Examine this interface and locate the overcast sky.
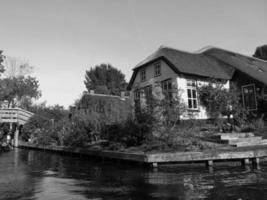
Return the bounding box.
[0,0,266,108]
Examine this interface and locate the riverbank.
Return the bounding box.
[18,141,267,168]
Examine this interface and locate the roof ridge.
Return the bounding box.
[158,45,199,55]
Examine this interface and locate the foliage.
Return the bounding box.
[22,103,104,147]
[253,45,267,61]
[0,76,41,108]
[74,93,131,127]
[143,124,216,152]
[102,82,188,150]
[84,63,128,95]
[198,81,249,129]
[21,104,68,142]
[0,50,5,74]
[57,116,96,147]
[3,56,33,78]
[101,111,154,148]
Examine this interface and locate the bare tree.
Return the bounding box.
[4,56,33,78]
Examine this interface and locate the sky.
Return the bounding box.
[0,0,266,108]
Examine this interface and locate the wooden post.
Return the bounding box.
[252,157,260,168]
[206,160,213,167]
[9,122,12,132]
[14,128,19,147]
[242,158,250,166]
[152,162,158,168]
[208,166,214,173]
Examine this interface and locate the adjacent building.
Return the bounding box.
[70,91,131,125]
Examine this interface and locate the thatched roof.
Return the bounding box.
[204,47,267,86]
[127,46,267,90]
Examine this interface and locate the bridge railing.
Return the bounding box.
[0,108,34,125]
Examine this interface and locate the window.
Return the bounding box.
[187,79,198,110]
[242,84,257,110]
[140,68,146,82]
[154,62,161,77]
[161,79,173,101]
[134,90,140,102]
[134,90,141,110]
[144,85,153,109]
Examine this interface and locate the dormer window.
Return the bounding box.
[140,68,146,82]
[154,62,161,77]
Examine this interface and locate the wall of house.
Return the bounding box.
[231,70,267,118]
[231,70,264,91]
[130,59,230,120]
[176,75,230,119]
[130,60,178,104]
[131,60,178,89]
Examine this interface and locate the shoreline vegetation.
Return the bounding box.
[19,80,267,155]
[19,103,267,154]
[0,56,266,156]
[18,66,267,155]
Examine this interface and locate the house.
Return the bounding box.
[127,46,267,120]
[70,90,131,125]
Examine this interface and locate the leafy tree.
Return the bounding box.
[0,76,41,108]
[0,54,40,108]
[21,103,68,142]
[199,81,249,129]
[253,45,267,61]
[0,50,5,74]
[84,63,127,95]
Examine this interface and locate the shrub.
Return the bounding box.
[62,116,95,147]
[21,104,68,142]
[198,81,250,130]
[101,111,154,148]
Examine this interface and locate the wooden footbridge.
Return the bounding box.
[0,108,33,147]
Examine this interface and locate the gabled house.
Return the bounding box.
[127,46,267,120]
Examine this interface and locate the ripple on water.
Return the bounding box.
[2,150,267,200]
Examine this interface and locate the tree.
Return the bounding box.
[198,81,249,129]
[21,103,68,143]
[0,76,41,108]
[0,50,5,74]
[0,55,41,108]
[84,63,127,95]
[4,56,33,78]
[253,45,267,61]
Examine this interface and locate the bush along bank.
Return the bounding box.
[20,96,227,153]
[20,83,267,153]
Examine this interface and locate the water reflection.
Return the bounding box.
[1,149,267,200]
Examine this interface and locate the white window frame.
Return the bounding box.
[242,84,257,111]
[154,62,161,77]
[187,79,198,110]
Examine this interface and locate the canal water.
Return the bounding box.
[1,149,267,200]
